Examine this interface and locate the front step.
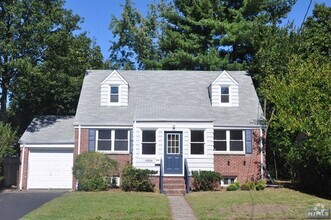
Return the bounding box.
[162,177,186,195]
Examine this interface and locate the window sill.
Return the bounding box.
[214,151,245,155]
[106,103,123,106]
[96,151,130,154]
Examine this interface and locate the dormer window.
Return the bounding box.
[220,86,229,103]
[110,86,119,103]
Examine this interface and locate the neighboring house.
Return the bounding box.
[18,70,265,193]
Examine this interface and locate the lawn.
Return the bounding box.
[23,191,170,220]
[186,188,331,219]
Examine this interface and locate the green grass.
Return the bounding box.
[23,191,170,220]
[186,188,331,219]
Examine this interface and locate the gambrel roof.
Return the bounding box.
[74,70,263,127]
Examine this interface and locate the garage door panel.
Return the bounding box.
[28,148,73,189]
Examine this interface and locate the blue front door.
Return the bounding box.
[164,132,183,174]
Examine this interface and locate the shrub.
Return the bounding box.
[0,122,16,184]
[247,181,255,190]
[234,181,241,189]
[72,152,118,191]
[226,184,238,191]
[255,179,266,191]
[192,170,222,191]
[121,165,157,192]
[240,183,250,190]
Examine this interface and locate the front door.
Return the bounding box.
[164,132,183,174]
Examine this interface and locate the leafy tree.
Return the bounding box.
[0,0,69,122]
[109,0,296,70]
[9,34,104,135]
[0,0,104,125]
[300,3,331,59]
[266,55,330,192]
[109,0,161,70]
[0,0,104,133]
[0,122,16,182]
[252,4,331,192]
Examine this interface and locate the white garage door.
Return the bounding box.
[28,148,73,189]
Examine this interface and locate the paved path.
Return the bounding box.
[0,190,67,220]
[167,195,197,220]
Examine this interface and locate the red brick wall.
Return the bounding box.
[72,128,132,190]
[17,147,29,190]
[107,154,132,174]
[214,129,266,183]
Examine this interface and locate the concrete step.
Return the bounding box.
[163,184,185,190]
[164,189,186,195]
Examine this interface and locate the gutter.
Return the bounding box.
[19,143,25,190]
[78,125,81,155]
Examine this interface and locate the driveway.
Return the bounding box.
[0,190,67,220]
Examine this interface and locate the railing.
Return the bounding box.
[184,158,190,194]
[159,159,164,194]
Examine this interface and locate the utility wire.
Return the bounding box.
[299,0,313,32]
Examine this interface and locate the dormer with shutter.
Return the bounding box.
[100,70,128,106]
[210,70,239,107]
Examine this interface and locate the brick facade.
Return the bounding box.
[213,129,265,183]
[73,128,132,190]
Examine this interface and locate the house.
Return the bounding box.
[18,70,265,193]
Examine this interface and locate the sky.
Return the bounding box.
[64,0,331,60]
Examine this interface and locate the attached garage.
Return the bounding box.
[19,116,75,190]
[28,148,73,189]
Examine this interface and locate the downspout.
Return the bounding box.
[78,125,81,155]
[19,143,25,191]
[260,127,264,180]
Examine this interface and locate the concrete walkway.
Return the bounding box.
[167,195,197,220]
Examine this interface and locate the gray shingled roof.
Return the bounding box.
[74,70,263,127]
[20,116,74,144]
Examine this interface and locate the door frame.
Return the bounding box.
[163,131,183,175]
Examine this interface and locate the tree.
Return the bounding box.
[109,0,296,70]
[0,122,16,182]
[300,3,331,59]
[0,0,104,133]
[0,0,104,124]
[0,0,69,122]
[266,55,330,192]
[109,0,161,70]
[252,3,331,192]
[9,33,104,135]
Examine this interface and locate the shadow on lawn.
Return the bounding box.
[283,182,331,200]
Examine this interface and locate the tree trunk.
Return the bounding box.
[1,72,8,123]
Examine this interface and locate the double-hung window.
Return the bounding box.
[110,86,119,103]
[190,130,204,155]
[96,129,129,152]
[220,86,230,103]
[214,130,244,153]
[97,130,112,151]
[142,130,156,155]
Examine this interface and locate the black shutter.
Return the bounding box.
[88,129,96,152]
[245,129,252,154]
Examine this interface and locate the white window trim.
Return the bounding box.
[96,129,130,154]
[108,85,121,106]
[214,130,245,154]
[140,129,157,157]
[109,176,121,187]
[221,176,238,186]
[189,129,206,157]
[219,85,232,106]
